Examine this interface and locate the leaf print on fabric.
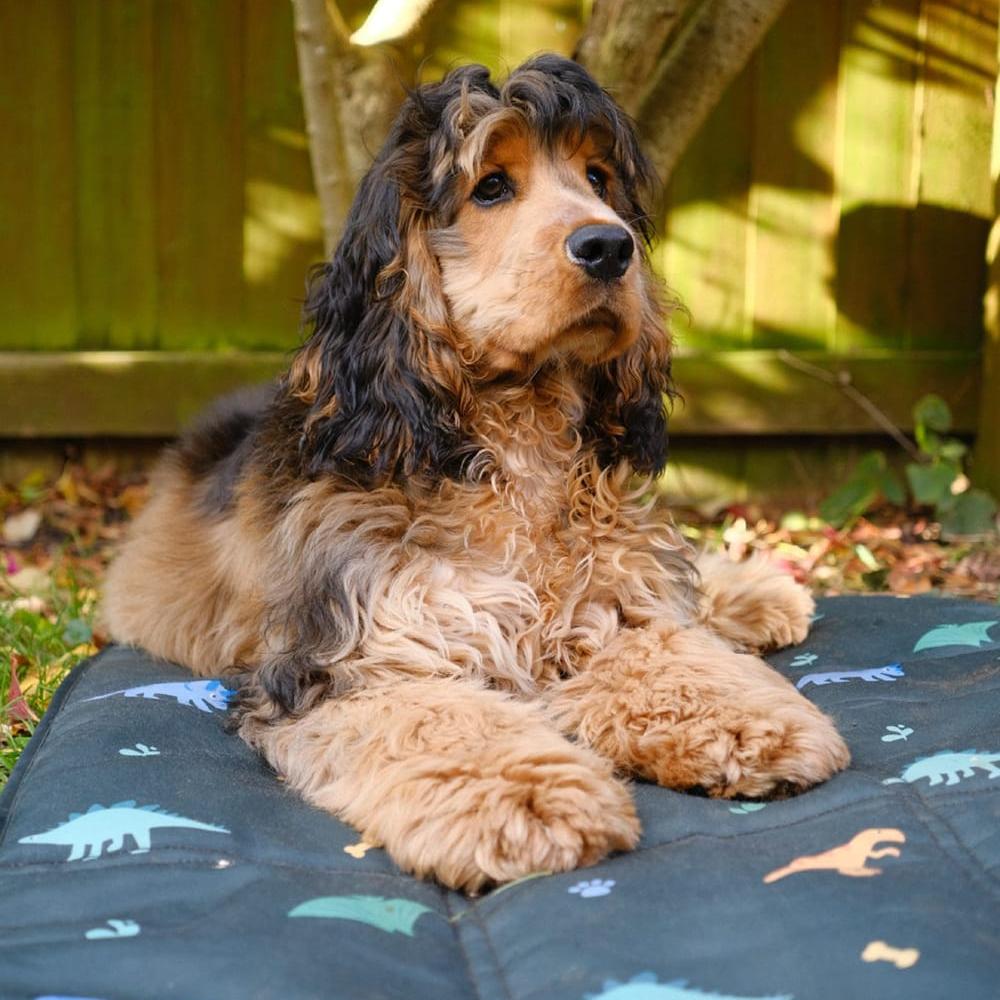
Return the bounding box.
[288,895,434,936]
[913,621,998,653]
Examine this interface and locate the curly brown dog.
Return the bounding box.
[104,55,849,892]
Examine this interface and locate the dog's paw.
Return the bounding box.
[697,551,815,652]
[644,691,851,799]
[552,626,849,800]
[382,746,640,893]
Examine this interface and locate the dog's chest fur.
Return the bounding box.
[302,377,696,695]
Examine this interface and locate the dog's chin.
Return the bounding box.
[473,305,638,378]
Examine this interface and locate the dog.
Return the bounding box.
[104,54,849,892]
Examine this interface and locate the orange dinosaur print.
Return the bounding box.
[763,828,906,884]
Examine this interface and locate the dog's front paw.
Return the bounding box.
[378,744,640,893]
[655,690,851,799]
[553,626,849,800]
[697,551,815,652]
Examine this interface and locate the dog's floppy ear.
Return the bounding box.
[287,110,471,486]
[585,307,676,477]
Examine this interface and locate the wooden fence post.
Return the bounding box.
[981,20,1000,497]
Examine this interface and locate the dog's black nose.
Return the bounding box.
[565,224,634,282]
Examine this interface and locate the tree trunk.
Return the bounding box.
[576,0,793,189]
[291,0,410,254]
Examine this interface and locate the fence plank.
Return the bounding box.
[907,0,996,351]
[835,0,921,351]
[750,0,841,350]
[0,0,77,350]
[661,66,755,351]
[153,0,245,350]
[73,0,158,350]
[242,0,323,351]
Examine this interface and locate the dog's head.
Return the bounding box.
[289,54,675,485]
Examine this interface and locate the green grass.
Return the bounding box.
[0,568,99,785]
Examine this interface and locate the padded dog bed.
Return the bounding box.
[1,594,998,1000]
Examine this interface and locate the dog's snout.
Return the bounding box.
[565,224,634,282]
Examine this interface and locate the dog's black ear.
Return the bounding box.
[585,316,676,477]
[287,108,471,486]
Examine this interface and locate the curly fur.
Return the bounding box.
[104,55,849,892]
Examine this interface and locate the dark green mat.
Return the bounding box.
[2,595,998,999]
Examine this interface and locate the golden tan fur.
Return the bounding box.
[104,57,849,893]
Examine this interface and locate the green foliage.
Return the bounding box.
[1,567,99,786]
[821,395,997,536]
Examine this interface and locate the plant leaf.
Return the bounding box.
[913,393,952,435]
[939,489,998,537]
[906,462,957,506]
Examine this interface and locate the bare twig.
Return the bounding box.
[777,350,923,462]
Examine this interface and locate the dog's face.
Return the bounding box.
[291,55,674,485]
[432,126,648,375]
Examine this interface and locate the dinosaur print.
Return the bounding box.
[583,972,792,999]
[83,679,235,713]
[18,802,230,861]
[913,620,998,653]
[795,663,903,691]
[763,828,905,883]
[883,750,1000,787]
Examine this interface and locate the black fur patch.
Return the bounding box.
[175,383,278,516]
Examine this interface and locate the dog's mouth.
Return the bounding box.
[554,306,626,362]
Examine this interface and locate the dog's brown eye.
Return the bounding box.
[586,166,608,199]
[472,172,511,206]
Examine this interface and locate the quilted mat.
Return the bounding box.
[1,594,998,1000]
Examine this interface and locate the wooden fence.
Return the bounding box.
[0,0,997,500]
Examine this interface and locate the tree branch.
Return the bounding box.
[577,0,792,188]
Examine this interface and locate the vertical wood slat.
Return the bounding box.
[907,0,996,351]
[0,0,77,351]
[749,0,841,350]
[835,0,922,352]
[661,68,755,351]
[73,0,158,350]
[154,0,245,351]
[977,2,1000,498]
[241,0,323,351]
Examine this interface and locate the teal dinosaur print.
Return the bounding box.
[583,972,792,999]
[884,750,1000,787]
[83,680,235,713]
[289,895,434,935]
[795,663,903,691]
[913,621,998,653]
[18,802,230,861]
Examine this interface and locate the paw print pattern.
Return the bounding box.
[568,878,615,898]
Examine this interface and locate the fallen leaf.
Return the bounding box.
[2,509,42,545]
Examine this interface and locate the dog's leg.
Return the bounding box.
[240,678,639,892]
[695,550,815,652]
[549,624,849,798]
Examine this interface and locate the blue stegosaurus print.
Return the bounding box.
[583,972,792,999]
